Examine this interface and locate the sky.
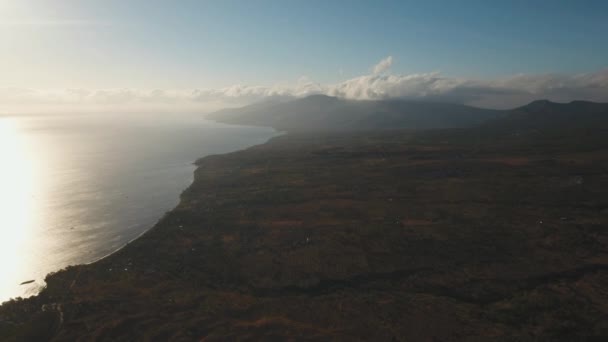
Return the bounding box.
[1,0,607,112]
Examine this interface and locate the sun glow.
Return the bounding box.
[0,118,36,300]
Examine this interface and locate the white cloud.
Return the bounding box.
[326,59,608,108]
[372,56,393,75]
[1,56,607,113]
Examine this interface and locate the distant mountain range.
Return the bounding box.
[207,95,608,133]
[483,99,608,131]
[207,95,506,131]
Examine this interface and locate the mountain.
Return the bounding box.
[207,95,506,131]
[472,100,608,139]
[498,100,608,128]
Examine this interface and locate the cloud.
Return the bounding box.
[189,77,324,105]
[326,58,608,108]
[1,56,607,113]
[372,56,393,75]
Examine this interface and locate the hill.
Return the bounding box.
[485,100,608,132]
[207,95,506,131]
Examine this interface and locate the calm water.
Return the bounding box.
[0,112,276,303]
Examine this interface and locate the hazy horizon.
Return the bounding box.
[1,0,607,114]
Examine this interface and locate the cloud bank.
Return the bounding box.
[1,57,607,113]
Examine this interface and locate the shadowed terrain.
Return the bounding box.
[1,101,608,341]
[207,95,506,132]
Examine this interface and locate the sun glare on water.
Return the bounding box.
[0,118,37,301]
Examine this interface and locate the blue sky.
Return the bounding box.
[1,0,607,111]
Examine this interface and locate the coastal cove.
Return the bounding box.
[0,112,277,303]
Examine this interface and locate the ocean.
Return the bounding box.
[0,112,276,302]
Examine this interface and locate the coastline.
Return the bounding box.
[2,126,608,340]
[1,118,278,304]
[84,130,283,268]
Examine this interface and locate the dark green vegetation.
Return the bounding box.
[207,95,506,131]
[2,101,608,340]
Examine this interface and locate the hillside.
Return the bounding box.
[1,101,608,340]
[207,95,506,131]
[483,100,608,133]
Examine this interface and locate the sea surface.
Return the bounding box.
[0,112,276,303]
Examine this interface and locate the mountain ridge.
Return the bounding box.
[207,95,608,132]
[207,95,507,132]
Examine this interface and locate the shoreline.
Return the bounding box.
[82,130,284,268]
[3,120,279,304]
